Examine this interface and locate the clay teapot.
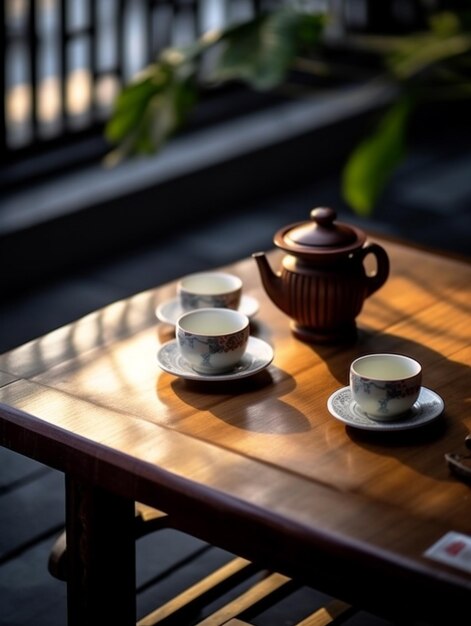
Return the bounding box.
[253,207,390,344]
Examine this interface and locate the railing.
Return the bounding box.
[1,0,425,185]
[1,0,289,170]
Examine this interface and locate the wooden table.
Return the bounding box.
[1,238,470,625]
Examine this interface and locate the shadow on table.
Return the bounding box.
[164,364,312,435]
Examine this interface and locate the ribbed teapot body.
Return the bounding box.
[280,254,368,343]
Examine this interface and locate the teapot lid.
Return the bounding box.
[274,207,365,257]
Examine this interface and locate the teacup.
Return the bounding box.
[350,353,422,420]
[176,308,250,374]
[177,271,242,312]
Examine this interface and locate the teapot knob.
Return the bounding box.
[310,207,336,227]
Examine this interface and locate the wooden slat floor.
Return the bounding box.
[1,161,469,625]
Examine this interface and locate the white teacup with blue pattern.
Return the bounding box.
[177,272,242,312]
[350,353,422,420]
[176,308,250,374]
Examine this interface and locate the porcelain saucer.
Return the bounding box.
[157,336,273,381]
[155,295,259,326]
[327,386,444,431]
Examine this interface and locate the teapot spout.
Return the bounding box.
[252,252,286,313]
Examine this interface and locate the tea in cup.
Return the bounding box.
[176,308,250,374]
[350,353,422,420]
[177,271,242,311]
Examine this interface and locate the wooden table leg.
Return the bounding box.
[65,476,136,626]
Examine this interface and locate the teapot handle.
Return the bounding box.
[359,243,390,296]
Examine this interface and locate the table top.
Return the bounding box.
[1,238,470,623]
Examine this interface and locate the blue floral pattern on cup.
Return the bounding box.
[351,377,421,415]
[177,326,249,373]
[181,292,240,311]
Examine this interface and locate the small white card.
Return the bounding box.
[424,531,471,574]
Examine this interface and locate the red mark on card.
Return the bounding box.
[445,540,466,556]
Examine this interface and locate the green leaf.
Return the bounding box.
[104,8,325,165]
[105,56,198,160]
[212,9,324,90]
[105,75,167,143]
[341,96,413,216]
[147,79,197,151]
